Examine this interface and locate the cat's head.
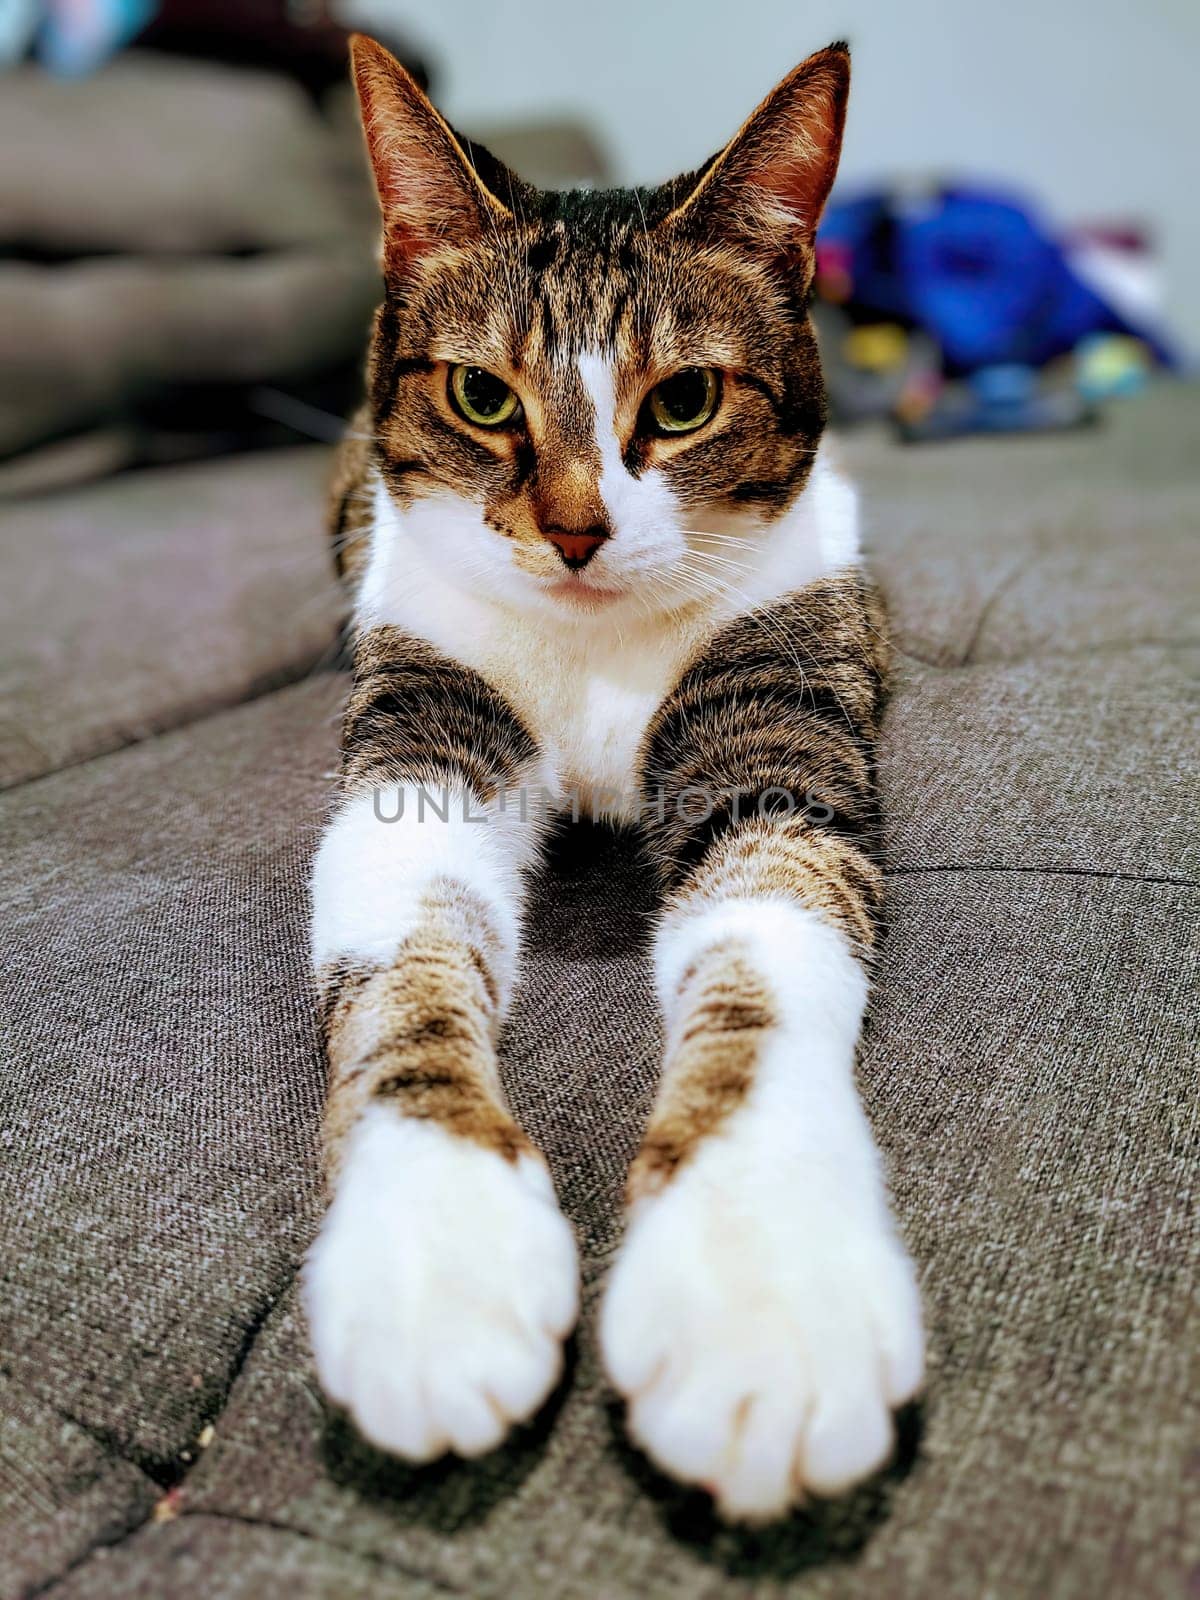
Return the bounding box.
[351,35,850,624]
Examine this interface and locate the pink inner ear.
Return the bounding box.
[757,105,842,234]
[747,155,820,229]
[354,41,487,267]
[363,123,463,264]
[376,146,458,261]
[708,51,848,250]
[733,151,832,258]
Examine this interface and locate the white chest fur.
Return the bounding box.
[356,448,860,817]
[359,530,696,814]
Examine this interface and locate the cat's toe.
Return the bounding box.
[303,1107,579,1460]
[600,1156,923,1520]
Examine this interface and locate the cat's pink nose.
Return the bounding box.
[542,527,607,570]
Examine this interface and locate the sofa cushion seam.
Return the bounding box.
[885,863,1199,889]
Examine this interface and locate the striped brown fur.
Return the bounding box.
[318,880,525,1177]
[325,402,375,585]
[629,946,777,1199]
[628,574,889,1188]
[324,620,539,1171]
[640,572,888,907]
[341,625,538,796]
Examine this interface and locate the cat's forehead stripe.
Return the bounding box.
[576,351,625,529]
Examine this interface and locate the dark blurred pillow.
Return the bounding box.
[0,252,379,465]
[0,53,376,255]
[0,52,612,486]
[0,53,382,475]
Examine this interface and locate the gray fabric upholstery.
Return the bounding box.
[0,448,343,789]
[845,383,1198,668]
[0,57,380,463]
[0,58,375,257]
[1,388,1196,1598]
[0,252,379,463]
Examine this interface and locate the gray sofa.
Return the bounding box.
[2,387,1196,1599]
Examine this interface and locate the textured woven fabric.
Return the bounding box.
[0,449,344,789]
[1,389,1197,1598]
[844,383,1199,669]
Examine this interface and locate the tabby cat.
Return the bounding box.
[303,34,923,1521]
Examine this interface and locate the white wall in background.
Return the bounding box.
[343,0,1199,351]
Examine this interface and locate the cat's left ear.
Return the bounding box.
[666,43,850,266]
[349,34,516,271]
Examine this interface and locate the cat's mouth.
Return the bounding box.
[542,574,626,612]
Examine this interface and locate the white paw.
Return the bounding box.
[303,1106,579,1460]
[601,1131,924,1521]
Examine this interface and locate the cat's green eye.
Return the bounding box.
[449,364,521,428]
[646,368,720,435]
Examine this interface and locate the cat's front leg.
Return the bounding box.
[303,775,578,1461]
[601,823,924,1520]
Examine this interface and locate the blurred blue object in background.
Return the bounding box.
[36,0,157,76]
[819,185,1177,376]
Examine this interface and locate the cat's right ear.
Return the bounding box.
[664,44,851,271]
[349,35,511,271]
